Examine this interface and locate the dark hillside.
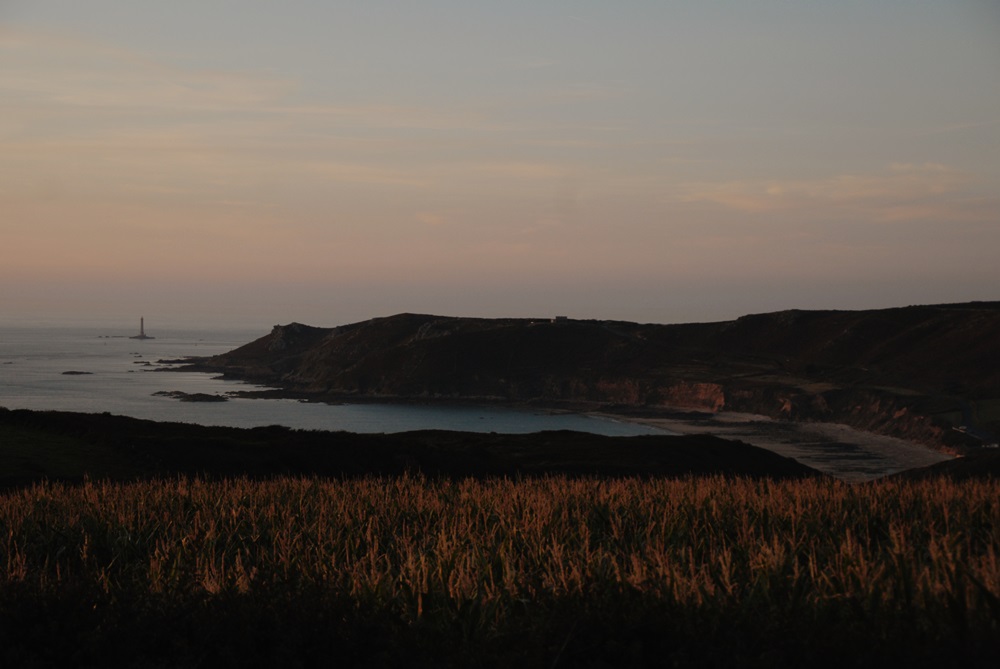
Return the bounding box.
[0,408,819,489]
[183,303,1000,451]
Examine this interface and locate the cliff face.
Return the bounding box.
[195,303,1000,450]
[658,382,727,412]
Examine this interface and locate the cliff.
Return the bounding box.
[186,303,1000,451]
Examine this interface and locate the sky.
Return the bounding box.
[2,0,998,330]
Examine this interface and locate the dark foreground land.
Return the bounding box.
[0,407,818,488]
[2,408,1000,667]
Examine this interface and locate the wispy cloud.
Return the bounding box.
[509,58,559,71]
[0,29,293,112]
[678,163,995,223]
[307,161,429,187]
[0,28,490,204]
[546,83,624,103]
[922,118,1000,135]
[0,27,603,203]
[0,28,513,138]
[470,162,572,180]
[416,212,450,227]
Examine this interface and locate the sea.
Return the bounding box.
[0,325,666,436]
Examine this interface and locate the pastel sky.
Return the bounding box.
[2,1,998,328]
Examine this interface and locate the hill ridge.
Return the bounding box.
[182,302,1000,452]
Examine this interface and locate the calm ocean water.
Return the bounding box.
[0,325,665,436]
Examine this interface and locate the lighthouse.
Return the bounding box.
[130,317,154,340]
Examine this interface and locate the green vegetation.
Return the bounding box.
[2,475,998,667]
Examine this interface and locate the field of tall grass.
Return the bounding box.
[2,475,998,667]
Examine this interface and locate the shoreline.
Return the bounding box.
[160,372,956,482]
[603,409,952,483]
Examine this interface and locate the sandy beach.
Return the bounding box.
[615,411,952,483]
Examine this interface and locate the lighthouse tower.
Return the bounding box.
[130,317,154,340]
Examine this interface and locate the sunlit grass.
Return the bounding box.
[2,475,998,665]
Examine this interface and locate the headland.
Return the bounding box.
[173,302,1000,470]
